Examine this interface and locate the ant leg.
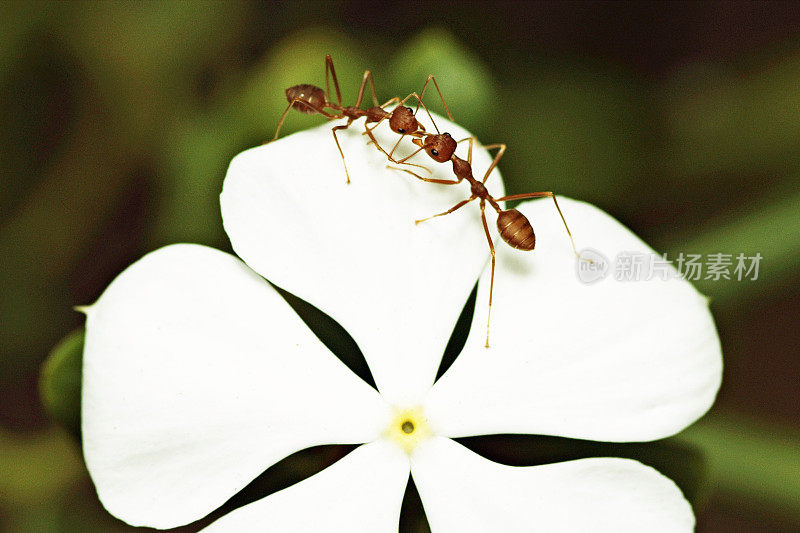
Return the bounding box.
[494,191,583,259]
[479,199,496,348]
[354,70,380,108]
[331,119,355,184]
[454,136,476,164]
[324,55,342,107]
[384,134,432,173]
[401,92,441,134]
[368,71,380,107]
[386,133,429,165]
[387,166,460,185]
[362,120,384,142]
[479,143,506,184]
[386,135,405,159]
[417,75,455,121]
[414,195,477,225]
[271,102,296,142]
[361,97,401,140]
[365,128,432,174]
[364,127,407,157]
[395,144,428,165]
[360,114,432,173]
[379,96,401,109]
[270,98,342,142]
[453,138,504,185]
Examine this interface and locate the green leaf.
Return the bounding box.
[662,49,800,178]
[387,28,497,135]
[665,186,800,307]
[150,27,372,247]
[495,62,646,206]
[677,412,800,527]
[39,328,84,437]
[0,426,83,508]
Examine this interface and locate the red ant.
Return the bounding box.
[276,57,586,346]
[386,124,584,348]
[272,55,451,183]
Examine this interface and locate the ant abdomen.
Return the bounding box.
[497,209,536,251]
[285,84,326,114]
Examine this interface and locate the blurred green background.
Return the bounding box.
[2,1,800,531]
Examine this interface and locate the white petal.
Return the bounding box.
[412,436,694,533]
[204,439,409,532]
[221,115,504,404]
[426,198,722,441]
[82,244,389,528]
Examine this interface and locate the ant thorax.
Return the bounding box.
[452,157,471,181]
[470,180,488,197]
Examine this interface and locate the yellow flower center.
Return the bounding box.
[385,406,430,454]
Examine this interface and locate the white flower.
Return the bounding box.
[81,116,722,532]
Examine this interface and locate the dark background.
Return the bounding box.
[1,1,799,531]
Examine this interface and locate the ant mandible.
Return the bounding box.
[272,55,449,183]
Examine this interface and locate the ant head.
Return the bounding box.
[389,106,420,135]
[421,132,456,163]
